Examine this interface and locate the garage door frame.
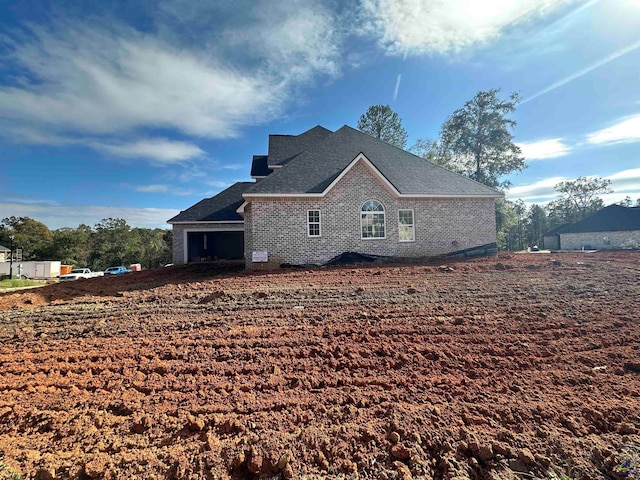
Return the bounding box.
[182,224,244,264]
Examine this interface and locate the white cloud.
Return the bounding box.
[586,114,640,146]
[6,127,205,164]
[93,139,205,164]
[507,169,640,205]
[7,127,73,146]
[0,201,178,230]
[360,0,575,55]
[132,184,195,195]
[134,185,169,193]
[205,180,232,189]
[225,0,340,82]
[516,138,571,160]
[606,168,640,193]
[0,7,342,149]
[507,176,566,201]
[0,25,281,139]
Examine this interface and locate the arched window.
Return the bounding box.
[361,200,386,239]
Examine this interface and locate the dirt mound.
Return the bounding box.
[0,252,639,479]
[0,262,245,311]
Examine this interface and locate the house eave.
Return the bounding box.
[236,201,248,216]
[168,220,245,225]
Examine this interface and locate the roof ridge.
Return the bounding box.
[270,125,332,138]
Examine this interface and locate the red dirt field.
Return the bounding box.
[0,252,639,480]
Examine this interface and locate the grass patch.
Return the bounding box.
[0,278,45,289]
[0,461,24,480]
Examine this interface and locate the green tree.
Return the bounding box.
[525,204,550,247]
[547,198,579,227]
[617,196,640,207]
[134,228,172,269]
[502,199,527,251]
[48,227,92,266]
[1,216,53,260]
[439,89,525,188]
[409,138,457,170]
[90,218,132,269]
[554,176,612,221]
[357,105,408,148]
[495,199,518,251]
[618,196,633,207]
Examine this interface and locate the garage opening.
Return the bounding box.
[187,231,244,262]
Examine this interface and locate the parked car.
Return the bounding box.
[59,268,104,281]
[104,266,132,275]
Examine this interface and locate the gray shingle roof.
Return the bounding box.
[543,223,571,236]
[246,125,502,197]
[558,205,640,233]
[167,182,254,223]
[0,245,9,251]
[250,155,272,177]
[267,125,333,166]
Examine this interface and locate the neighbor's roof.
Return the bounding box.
[0,245,9,251]
[167,182,254,223]
[557,205,640,234]
[245,125,502,197]
[543,223,572,236]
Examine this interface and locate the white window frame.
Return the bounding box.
[361,200,386,240]
[398,209,415,242]
[307,210,321,237]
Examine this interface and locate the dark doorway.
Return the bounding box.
[187,231,244,262]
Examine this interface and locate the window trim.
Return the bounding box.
[398,209,415,243]
[360,200,386,240]
[307,209,321,237]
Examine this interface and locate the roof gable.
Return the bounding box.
[168,182,253,223]
[246,125,502,198]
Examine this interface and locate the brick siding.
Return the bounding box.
[560,230,640,250]
[245,160,497,268]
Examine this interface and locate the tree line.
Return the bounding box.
[358,92,638,250]
[0,217,172,270]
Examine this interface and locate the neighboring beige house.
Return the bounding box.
[168,125,503,269]
[0,245,9,263]
[543,204,640,251]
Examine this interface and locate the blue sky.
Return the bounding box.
[1,0,639,229]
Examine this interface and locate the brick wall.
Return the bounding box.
[172,223,244,265]
[245,160,497,268]
[560,230,640,250]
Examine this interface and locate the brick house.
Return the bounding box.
[168,125,503,268]
[543,204,640,251]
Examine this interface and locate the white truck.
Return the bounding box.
[58,268,104,282]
